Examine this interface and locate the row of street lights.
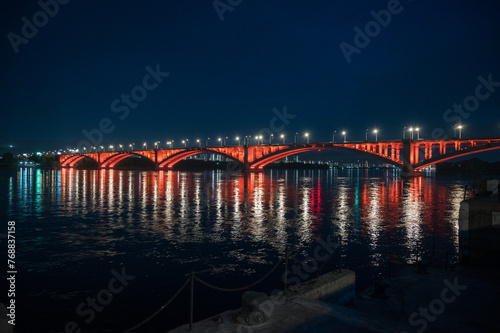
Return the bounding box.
[403,127,421,140]
[73,125,467,152]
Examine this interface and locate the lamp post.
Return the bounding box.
[294,132,298,144]
[206,138,210,147]
[197,139,201,147]
[457,125,463,139]
[332,131,336,142]
[409,127,414,139]
[218,138,222,146]
[270,134,273,145]
[403,127,406,139]
[109,145,114,152]
[236,136,240,146]
[143,142,147,150]
[182,140,186,147]
[365,129,368,141]
[281,134,285,144]
[373,129,378,141]
[305,132,309,143]
[416,127,420,140]
[342,131,347,142]
[119,144,123,151]
[154,141,158,149]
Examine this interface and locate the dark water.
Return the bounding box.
[0,168,479,332]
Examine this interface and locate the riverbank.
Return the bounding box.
[167,262,500,333]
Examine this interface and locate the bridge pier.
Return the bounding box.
[401,140,421,177]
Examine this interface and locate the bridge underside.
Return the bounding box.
[414,143,500,170]
[250,146,402,170]
[159,150,244,170]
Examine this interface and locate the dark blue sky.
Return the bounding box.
[1,0,500,155]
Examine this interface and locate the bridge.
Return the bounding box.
[59,138,500,174]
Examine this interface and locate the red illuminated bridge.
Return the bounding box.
[59,138,500,174]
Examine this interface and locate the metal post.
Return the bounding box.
[432,232,435,256]
[388,251,392,280]
[284,247,289,295]
[445,251,449,270]
[189,271,194,331]
[338,235,342,272]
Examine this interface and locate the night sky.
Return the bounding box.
[1,0,500,156]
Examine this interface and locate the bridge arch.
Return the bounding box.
[159,148,244,169]
[100,152,155,168]
[414,142,500,170]
[60,154,99,167]
[249,145,402,170]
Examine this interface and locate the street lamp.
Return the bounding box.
[197,139,201,147]
[182,140,186,147]
[109,145,114,152]
[457,124,463,139]
[281,134,285,144]
[270,134,273,144]
[415,127,420,140]
[206,138,210,147]
[154,141,158,149]
[365,129,369,141]
[259,135,263,145]
[143,142,147,150]
[236,136,240,146]
[409,127,414,139]
[342,131,347,142]
[305,132,309,143]
[218,138,222,146]
[119,144,123,151]
[294,132,298,144]
[373,129,378,141]
[332,131,336,143]
[403,127,407,139]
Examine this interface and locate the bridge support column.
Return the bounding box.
[244,145,251,172]
[402,140,420,177]
[154,149,159,170]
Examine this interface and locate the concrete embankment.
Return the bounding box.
[167,262,500,333]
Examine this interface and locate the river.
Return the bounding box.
[0,167,479,332]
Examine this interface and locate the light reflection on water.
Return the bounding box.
[1,167,472,332]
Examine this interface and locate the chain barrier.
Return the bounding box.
[123,276,191,333]
[194,258,283,292]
